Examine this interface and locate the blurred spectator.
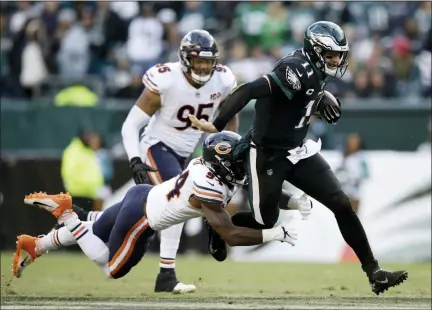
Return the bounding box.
[234,1,268,48]
[90,2,127,72]
[54,83,98,107]
[126,4,164,74]
[20,19,48,98]
[110,1,139,21]
[61,130,110,212]
[368,69,395,98]
[114,66,144,99]
[56,8,90,78]
[227,42,273,84]
[415,29,432,98]
[9,1,32,35]
[0,1,430,100]
[260,2,288,56]
[41,2,60,38]
[104,57,132,96]
[178,1,210,37]
[350,70,371,98]
[390,36,421,98]
[335,133,369,213]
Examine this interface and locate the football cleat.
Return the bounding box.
[12,235,42,278]
[369,268,408,295]
[24,192,72,218]
[154,271,196,294]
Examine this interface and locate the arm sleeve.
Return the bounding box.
[212,76,272,132]
[121,105,151,161]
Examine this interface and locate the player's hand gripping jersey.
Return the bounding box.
[142,62,237,157]
[145,157,237,231]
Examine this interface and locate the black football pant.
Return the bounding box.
[232,144,379,276]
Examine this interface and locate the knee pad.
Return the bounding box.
[327,192,354,214]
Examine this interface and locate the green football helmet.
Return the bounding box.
[304,21,349,78]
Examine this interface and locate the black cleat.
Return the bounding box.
[154,271,196,293]
[205,219,227,262]
[369,269,408,295]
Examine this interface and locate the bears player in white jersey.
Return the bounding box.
[64,29,240,293]
[13,132,312,282]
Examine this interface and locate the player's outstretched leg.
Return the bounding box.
[23,192,112,275]
[155,223,197,293]
[102,184,155,279]
[12,223,93,278]
[52,204,104,230]
[290,153,408,295]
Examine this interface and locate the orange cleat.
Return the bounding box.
[12,235,42,278]
[24,192,72,218]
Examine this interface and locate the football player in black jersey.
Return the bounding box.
[189,21,408,295]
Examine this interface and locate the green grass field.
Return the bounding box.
[1,252,431,309]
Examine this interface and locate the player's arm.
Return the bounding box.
[201,201,296,246]
[189,77,272,133]
[121,78,162,161]
[224,113,239,132]
[216,98,239,132]
[212,77,272,132]
[121,88,161,184]
[121,68,164,183]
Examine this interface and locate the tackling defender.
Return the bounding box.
[190,21,408,295]
[72,29,240,293]
[13,132,311,281]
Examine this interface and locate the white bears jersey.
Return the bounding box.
[145,157,237,231]
[141,62,237,157]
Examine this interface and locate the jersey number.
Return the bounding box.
[175,103,214,131]
[295,99,315,129]
[166,170,189,201]
[156,64,171,73]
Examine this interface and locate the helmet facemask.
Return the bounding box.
[307,34,349,79]
[179,41,219,85]
[188,57,218,85]
[205,156,247,187]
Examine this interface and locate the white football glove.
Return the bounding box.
[262,224,298,246]
[297,193,313,220]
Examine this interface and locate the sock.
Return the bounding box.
[38,222,95,253]
[87,211,104,222]
[159,222,184,270]
[62,212,110,275]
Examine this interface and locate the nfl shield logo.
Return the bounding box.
[267,169,273,176]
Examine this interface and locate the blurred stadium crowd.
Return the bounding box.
[1,1,430,101]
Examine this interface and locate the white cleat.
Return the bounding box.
[172,282,197,294]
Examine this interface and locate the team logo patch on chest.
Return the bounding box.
[285,67,301,90]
